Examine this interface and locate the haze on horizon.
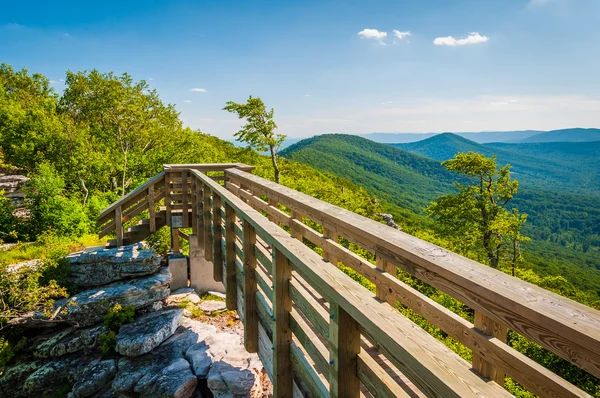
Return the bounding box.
[2,0,599,139]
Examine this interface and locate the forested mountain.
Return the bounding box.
[393,133,600,193]
[518,127,600,143]
[282,133,600,297]
[281,134,456,213]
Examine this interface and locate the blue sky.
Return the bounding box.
[2,0,599,139]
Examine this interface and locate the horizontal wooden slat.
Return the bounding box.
[358,350,412,398]
[290,341,329,398]
[290,309,329,375]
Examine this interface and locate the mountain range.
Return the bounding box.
[281,127,600,147]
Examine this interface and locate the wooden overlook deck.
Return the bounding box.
[98,163,600,398]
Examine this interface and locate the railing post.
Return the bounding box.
[115,206,123,247]
[202,184,212,262]
[191,177,197,235]
[329,302,360,398]
[212,191,223,282]
[148,185,156,233]
[290,210,303,240]
[268,198,278,225]
[272,247,293,397]
[473,311,507,385]
[242,220,258,352]
[182,170,189,228]
[323,228,339,265]
[165,172,172,228]
[224,203,237,310]
[375,257,396,305]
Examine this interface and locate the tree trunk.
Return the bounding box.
[121,152,128,196]
[79,177,89,206]
[269,145,280,184]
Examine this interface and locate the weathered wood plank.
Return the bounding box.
[115,206,123,247]
[202,184,212,262]
[329,301,360,398]
[289,279,329,339]
[272,248,293,397]
[182,171,189,228]
[148,186,156,232]
[224,203,237,310]
[290,309,328,375]
[165,172,172,228]
[243,220,259,353]
[99,171,165,220]
[357,351,412,398]
[473,311,507,385]
[375,257,395,305]
[212,192,223,282]
[290,341,328,398]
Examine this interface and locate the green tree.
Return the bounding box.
[427,152,528,269]
[59,70,182,194]
[223,96,285,183]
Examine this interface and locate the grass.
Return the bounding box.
[0,234,106,265]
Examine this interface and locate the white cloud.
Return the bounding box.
[183,100,192,103]
[148,78,153,81]
[59,79,65,82]
[434,32,489,46]
[49,80,58,85]
[190,88,206,92]
[381,101,393,105]
[358,28,387,40]
[392,30,411,40]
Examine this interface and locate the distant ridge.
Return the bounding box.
[518,128,600,143]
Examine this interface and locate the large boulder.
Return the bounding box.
[34,324,107,358]
[0,173,28,207]
[71,359,117,398]
[116,309,183,357]
[113,319,216,396]
[68,243,162,287]
[21,355,96,397]
[0,361,40,398]
[187,332,262,397]
[54,267,171,327]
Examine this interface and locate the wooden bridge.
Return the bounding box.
[98,163,600,398]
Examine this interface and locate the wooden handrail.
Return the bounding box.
[224,168,600,379]
[191,168,511,397]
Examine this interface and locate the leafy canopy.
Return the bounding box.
[427,152,528,269]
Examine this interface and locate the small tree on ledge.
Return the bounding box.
[223,96,285,183]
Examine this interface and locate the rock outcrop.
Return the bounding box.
[68,243,162,287]
[116,308,183,357]
[1,245,268,398]
[54,267,171,327]
[0,173,28,207]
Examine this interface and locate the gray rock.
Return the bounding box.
[72,359,117,398]
[199,300,227,314]
[68,243,162,287]
[35,324,107,358]
[116,309,183,357]
[203,333,262,397]
[54,267,171,327]
[165,288,202,306]
[22,355,92,397]
[0,361,39,398]
[113,325,204,394]
[186,343,212,378]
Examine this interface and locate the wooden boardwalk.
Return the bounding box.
[99,163,600,398]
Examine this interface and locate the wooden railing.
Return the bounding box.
[97,163,254,246]
[99,164,600,398]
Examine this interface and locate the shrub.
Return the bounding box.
[99,330,117,355]
[0,192,19,243]
[98,303,135,355]
[23,163,94,239]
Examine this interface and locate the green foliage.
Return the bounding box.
[0,191,18,243]
[0,256,69,332]
[98,303,135,355]
[99,330,117,355]
[23,163,94,238]
[224,96,285,183]
[103,303,135,330]
[427,152,527,269]
[0,336,14,369]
